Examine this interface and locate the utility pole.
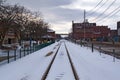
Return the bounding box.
[84,10,86,22]
[84,10,86,41]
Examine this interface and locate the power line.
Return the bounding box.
[92,0,104,9]
[98,9,120,24]
[110,8,120,17]
[88,0,104,13]
[96,8,120,29]
[92,0,117,21]
[87,0,109,17]
[96,5,120,22]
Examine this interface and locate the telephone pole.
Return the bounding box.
[84,10,86,41]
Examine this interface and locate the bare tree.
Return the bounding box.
[0,2,51,48]
[0,4,26,47]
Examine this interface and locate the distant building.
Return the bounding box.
[47,29,56,38]
[0,27,18,45]
[110,30,118,37]
[56,34,62,40]
[72,21,111,41]
[42,29,56,42]
[117,21,120,36]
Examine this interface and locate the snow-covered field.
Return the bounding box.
[0,40,120,80]
[0,42,59,80]
[66,41,120,80]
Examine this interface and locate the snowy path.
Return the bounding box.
[0,42,59,80]
[0,40,120,80]
[46,42,75,80]
[66,41,120,80]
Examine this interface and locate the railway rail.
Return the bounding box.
[41,43,61,80]
[41,41,79,80]
[64,43,79,80]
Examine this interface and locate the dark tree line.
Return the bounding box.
[0,0,49,47]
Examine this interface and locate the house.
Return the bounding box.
[0,27,19,49]
[41,29,56,42]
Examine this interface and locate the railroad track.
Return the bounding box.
[64,43,79,80]
[41,43,61,80]
[41,41,79,80]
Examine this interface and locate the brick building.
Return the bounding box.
[72,21,111,41]
[117,21,120,36]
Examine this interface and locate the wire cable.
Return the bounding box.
[87,0,109,17]
[88,0,104,14]
[92,0,117,21]
[96,5,120,22]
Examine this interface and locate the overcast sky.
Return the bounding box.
[7,0,120,34]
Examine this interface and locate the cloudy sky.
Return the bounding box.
[7,0,120,34]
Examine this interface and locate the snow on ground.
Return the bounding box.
[0,42,59,80]
[65,40,120,80]
[0,40,120,80]
[46,42,75,80]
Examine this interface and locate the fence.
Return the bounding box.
[72,40,120,62]
[0,41,54,65]
[35,41,54,51]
